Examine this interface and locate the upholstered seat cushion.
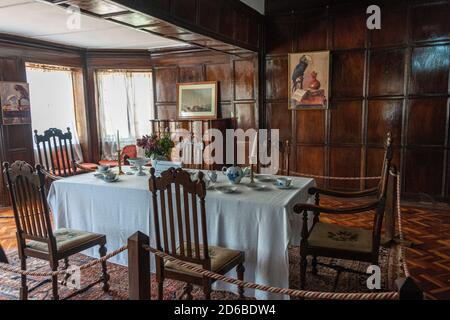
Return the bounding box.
[165,244,241,277]
[308,222,373,253]
[27,228,103,253]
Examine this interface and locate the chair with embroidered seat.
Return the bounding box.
[34,127,97,179]
[3,161,109,300]
[98,144,137,167]
[293,134,393,289]
[149,167,245,300]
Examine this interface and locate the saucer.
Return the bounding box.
[275,184,293,190]
[103,176,119,183]
[255,175,276,183]
[246,182,269,191]
[215,186,238,194]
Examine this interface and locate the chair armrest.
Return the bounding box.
[308,186,379,198]
[41,169,62,182]
[294,201,379,215]
[76,162,96,172]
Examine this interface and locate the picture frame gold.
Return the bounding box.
[176,81,218,120]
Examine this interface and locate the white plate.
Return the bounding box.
[246,183,269,191]
[103,177,120,183]
[215,186,238,194]
[255,175,276,183]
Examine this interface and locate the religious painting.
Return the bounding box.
[0,81,31,125]
[177,81,217,119]
[289,51,330,110]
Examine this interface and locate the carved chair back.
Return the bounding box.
[34,127,78,177]
[3,161,56,254]
[149,168,210,269]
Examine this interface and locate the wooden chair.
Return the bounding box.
[3,161,109,300]
[99,144,137,167]
[34,127,97,178]
[149,167,245,300]
[293,134,393,289]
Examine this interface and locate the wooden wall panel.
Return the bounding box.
[151,51,258,132]
[234,59,255,101]
[205,63,232,101]
[154,67,178,103]
[267,103,291,141]
[265,0,450,200]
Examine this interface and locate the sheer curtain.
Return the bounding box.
[96,70,154,160]
[26,64,84,163]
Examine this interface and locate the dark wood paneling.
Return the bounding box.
[265,57,288,100]
[154,67,178,103]
[369,49,405,96]
[267,103,291,141]
[411,2,450,43]
[332,50,365,98]
[329,147,361,189]
[171,0,197,23]
[407,98,448,146]
[234,59,255,101]
[179,65,203,83]
[235,103,256,131]
[296,110,326,144]
[370,1,407,47]
[367,99,403,145]
[205,63,232,101]
[197,0,220,32]
[265,0,450,200]
[296,146,325,186]
[410,45,450,95]
[404,149,444,195]
[330,100,362,144]
[332,4,366,49]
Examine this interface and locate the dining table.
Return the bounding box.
[47,167,316,300]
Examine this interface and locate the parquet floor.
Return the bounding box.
[1,200,450,300]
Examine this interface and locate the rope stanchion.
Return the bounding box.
[390,170,410,278]
[0,245,128,277]
[143,244,399,300]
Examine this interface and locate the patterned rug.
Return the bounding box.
[0,246,395,300]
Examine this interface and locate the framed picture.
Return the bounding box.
[289,51,330,110]
[0,81,31,125]
[177,81,218,119]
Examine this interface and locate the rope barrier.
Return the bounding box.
[0,171,410,300]
[297,173,381,180]
[0,245,128,277]
[390,170,410,278]
[143,244,399,300]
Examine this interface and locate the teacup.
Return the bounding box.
[207,170,218,183]
[276,177,292,188]
[98,165,110,173]
[104,172,117,182]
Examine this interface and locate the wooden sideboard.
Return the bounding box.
[150,118,235,170]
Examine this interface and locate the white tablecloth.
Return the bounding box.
[48,169,315,300]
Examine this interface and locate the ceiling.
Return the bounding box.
[0,0,187,50]
[240,0,265,15]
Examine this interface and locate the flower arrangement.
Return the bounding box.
[136,133,174,160]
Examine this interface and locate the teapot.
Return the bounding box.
[222,166,244,184]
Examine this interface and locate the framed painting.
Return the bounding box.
[177,81,218,120]
[0,81,31,125]
[289,51,330,110]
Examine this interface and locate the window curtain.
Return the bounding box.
[96,70,153,160]
[26,64,84,164]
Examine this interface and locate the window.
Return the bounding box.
[96,70,154,160]
[26,63,83,162]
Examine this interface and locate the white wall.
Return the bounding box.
[240,0,265,14]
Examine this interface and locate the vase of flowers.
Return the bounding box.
[136,133,174,163]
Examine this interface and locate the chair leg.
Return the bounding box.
[99,244,110,292]
[300,255,307,290]
[51,261,59,300]
[19,256,28,300]
[236,263,245,299]
[203,278,211,300]
[184,283,193,300]
[312,255,318,275]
